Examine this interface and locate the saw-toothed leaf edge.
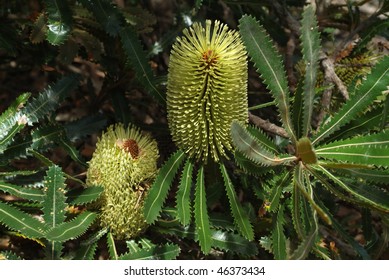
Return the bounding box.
[239,15,296,143]
[144,150,186,224]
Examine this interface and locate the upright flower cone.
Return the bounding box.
[167,20,248,163]
[86,123,159,240]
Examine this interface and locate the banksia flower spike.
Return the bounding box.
[86,123,159,240]
[167,20,248,163]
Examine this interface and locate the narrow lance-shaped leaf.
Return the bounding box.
[0,93,30,141]
[144,150,186,223]
[22,75,80,125]
[231,121,296,166]
[220,163,254,240]
[292,81,305,139]
[294,163,331,225]
[316,130,389,167]
[74,241,98,260]
[194,165,212,253]
[0,201,46,239]
[157,225,258,256]
[175,158,193,226]
[211,229,258,256]
[45,211,97,242]
[272,204,287,260]
[0,181,45,202]
[44,0,72,45]
[107,231,118,260]
[324,106,385,144]
[78,0,122,36]
[239,15,296,143]
[300,5,321,137]
[66,186,103,206]
[332,168,389,185]
[268,171,291,212]
[312,56,389,145]
[119,27,165,104]
[310,165,389,213]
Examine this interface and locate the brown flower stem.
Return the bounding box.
[248,112,289,139]
[321,55,349,100]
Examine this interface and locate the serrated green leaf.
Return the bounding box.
[119,27,165,104]
[325,106,384,143]
[0,93,30,154]
[22,75,80,125]
[78,0,122,36]
[194,165,212,254]
[211,229,258,256]
[311,165,389,213]
[144,150,186,224]
[30,13,47,44]
[107,231,118,260]
[333,168,389,185]
[231,121,296,166]
[300,5,321,137]
[313,56,389,145]
[234,150,271,176]
[45,211,97,242]
[31,123,64,150]
[272,204,287,260]
[316,130,389,167]
[220,163,254,240]
[66,186,103,205]
[239,15,296,143]
[268,171,291,212]
[80,228,108,247]
[289,227,318,260]
[0,134,32,166]
[57,136,87,167]
[64,114,107,141]
[292,81,304,139]
[294,163,331,225]
[176,158,193,226]
[44,0,72,45]
[119,243,180,260]
[74,241,98,260]
[0,93,30,135]
[157,225,258,256]
[0,181,44,202]
[0,201,46,239]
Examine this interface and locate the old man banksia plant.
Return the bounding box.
[232,7,389,259]
[87,123,159,240]
[144,20,255,254]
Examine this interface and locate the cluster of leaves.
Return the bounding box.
[232,6,389,259]
[1,0,388,259]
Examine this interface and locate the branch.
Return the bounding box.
[321,55,349,100]
[248,112,289,139]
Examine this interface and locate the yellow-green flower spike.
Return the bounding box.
[167,20,248,163]
[86,123,159,240]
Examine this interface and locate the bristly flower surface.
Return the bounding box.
[86,123,159,240]
[167,20,248,163]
